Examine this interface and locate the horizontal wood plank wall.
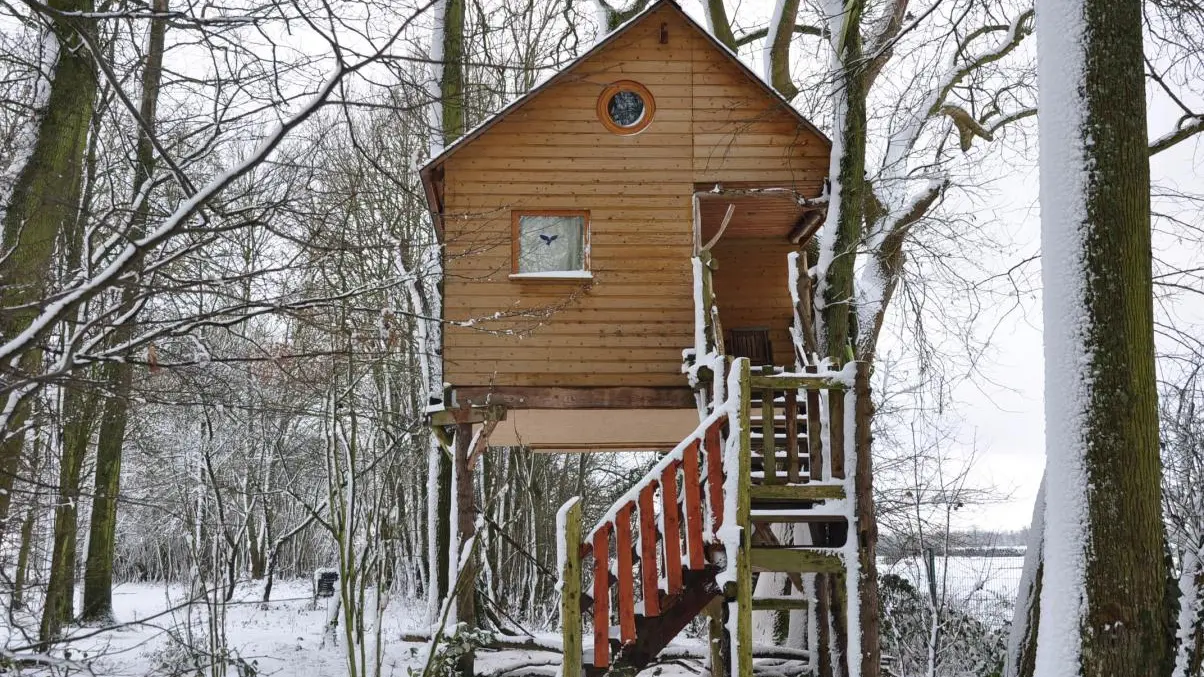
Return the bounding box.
[710,237,799,367]
[441,6,826,388]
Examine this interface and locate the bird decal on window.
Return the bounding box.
[539,233,559,245]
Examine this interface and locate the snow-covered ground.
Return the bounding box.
[2,561,1025,675]
[3,580,431,676]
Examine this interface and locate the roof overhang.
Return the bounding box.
[697,185,827,246]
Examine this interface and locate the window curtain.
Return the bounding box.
[518,215,585,273]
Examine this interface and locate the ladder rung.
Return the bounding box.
[750,547,845,574]
[752,596,811,611]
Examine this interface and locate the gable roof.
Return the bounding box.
[419,0,830,194]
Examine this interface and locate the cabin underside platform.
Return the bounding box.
[485,407,700,453]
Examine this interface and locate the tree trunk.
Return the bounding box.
[1034,0,1169,672]
[81,0,167,622]
[0,0,97,530]
[40,387,100,642]
[764,0,801,99]
[454,422,476,677]
[1006,478,1045,677]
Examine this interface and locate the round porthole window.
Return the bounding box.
[598,81,655,135]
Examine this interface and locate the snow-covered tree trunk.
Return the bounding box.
[1034,0,1169,673]
[425,0,462,624]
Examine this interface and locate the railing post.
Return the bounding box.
[558,498,582,677]
[733,358,753,677]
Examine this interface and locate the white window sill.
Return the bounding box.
[509,271,594,281]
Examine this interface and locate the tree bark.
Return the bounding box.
[81,0,167,623]
[454,422,476,677]
[1034,0,1169,673]
[0,0,97,530]
[765,0,802,100]
[40,388,100,642]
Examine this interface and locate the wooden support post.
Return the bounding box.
[706,597,728,677]
[732,358,753,677]
[559,499,583,677]
[854,362,881,677]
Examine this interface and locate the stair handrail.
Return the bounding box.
[558,359,752,675]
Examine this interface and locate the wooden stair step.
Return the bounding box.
[750,483,845,502]
[751,509,846,524]
[750,547,845,574]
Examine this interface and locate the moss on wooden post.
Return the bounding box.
[559,498,583,677]
[733,358,753,677]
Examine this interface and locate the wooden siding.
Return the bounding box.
[441,5,825,388]
[710,237,800,368]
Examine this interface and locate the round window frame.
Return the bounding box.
[597,81,656,135]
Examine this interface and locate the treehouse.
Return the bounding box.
[421,0,829,453]
[422,4,877,677]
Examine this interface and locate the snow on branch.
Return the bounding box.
[1150,115,1204,157]
[0,1,440,368]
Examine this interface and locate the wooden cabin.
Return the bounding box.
[420,0,830,452]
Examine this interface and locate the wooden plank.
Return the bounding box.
[760,388,777,483]
[706,598,727,677]
[751,596,810,611]
[748,374,851,391]
[660,462,684,595]
[559,499,583,677]
[704,419,725,530]
[749,484,845,502]
[750,547,844,574]
[806,365,823,481]
[592,525,611,669]
[637,484,661,617]
[453,386,695,409]
[615,505,637,645]
[829,390,845,479]
[447,373,690,388]
[784,394,800,483]
[427,404,507,427]
[682,440,706,569]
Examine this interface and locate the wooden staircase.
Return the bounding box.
[558,358,870,677]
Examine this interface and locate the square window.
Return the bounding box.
[512,211,589,276]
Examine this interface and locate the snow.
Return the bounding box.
[508,271,594,280]
[1172,538,1204,677]
[0,580,427,676]
[813,0,853,352]
[0,27,58,224]
[426,0,447,156]
[1033,0,1092,673]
